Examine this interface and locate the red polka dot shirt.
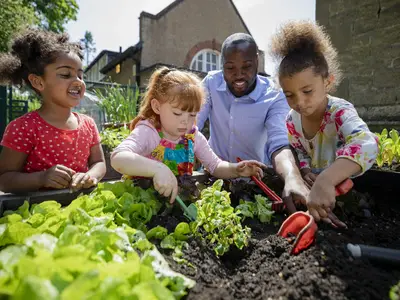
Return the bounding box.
[1,111,101,173]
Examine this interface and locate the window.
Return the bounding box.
[190,49,221,72]
[116,64,121,74]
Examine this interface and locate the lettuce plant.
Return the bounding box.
[0,180,194,299]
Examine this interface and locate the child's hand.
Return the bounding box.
[41,165,76,189]
[307,176,336,222]
[301,168,318,189]
[153,164,178,204]
[236,160,266,179]
[70,173,99,191]
[321,212,348,229]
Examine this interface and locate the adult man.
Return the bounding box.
[197,33,308,212]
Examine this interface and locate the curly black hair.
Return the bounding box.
[270,20,342,91]
[0,28,83,89]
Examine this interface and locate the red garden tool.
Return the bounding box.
[276,179,354,255]
[236,157,354,212]
[236,157,285,211]
[277,211,317,255]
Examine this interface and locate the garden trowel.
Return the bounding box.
[175,195,197,221]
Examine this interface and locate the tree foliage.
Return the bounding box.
[0,0,79,52]
[81,31,96,66]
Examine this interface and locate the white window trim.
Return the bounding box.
[190,49,221,73]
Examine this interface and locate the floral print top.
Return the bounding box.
[286,95,378,176]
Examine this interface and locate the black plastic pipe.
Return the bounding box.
[347,243,400,265]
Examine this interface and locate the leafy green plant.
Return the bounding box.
[375,128,400,168]
[100,126,130,151]
[0,179,195,299]
[95,84,139,124]
[191,179,251,256]
[28,98,41,111]
[235,194,274,223]
[390,281,400,300]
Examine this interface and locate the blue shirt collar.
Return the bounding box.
[216,75,268,102]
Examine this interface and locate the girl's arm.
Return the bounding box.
[110,121,162,177]
[0,147,43,192]
[333,104,378,176]
[194,131,264,179]
[111,151,178,203]
[307,103,378,221]
[211,161,264,179]
[85,143,106,182]
[212,161,242,179]
[110,122,179,202]
[111,151,166,177]
[0,147,74,193]
[316,158,360,187]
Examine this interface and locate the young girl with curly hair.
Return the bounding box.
[270,21,378,225]
[0,29,106,193]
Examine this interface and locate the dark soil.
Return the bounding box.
[171,207,400,300]
[145,173,400,300]
[151,174,400,300]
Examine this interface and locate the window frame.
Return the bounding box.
[190,49,221,73]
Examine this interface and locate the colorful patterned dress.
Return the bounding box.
[149,128,196,176]
[286,96,378,176]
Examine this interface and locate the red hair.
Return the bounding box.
[130,67,205,130]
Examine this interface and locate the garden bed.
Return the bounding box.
[173,204,400,300]
[0,171,399,299]
[144,175,400,300]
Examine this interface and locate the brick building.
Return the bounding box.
[85,0,266,88]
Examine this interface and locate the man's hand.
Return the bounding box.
[282,174,309,213]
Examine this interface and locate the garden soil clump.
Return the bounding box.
[167,194,400,300]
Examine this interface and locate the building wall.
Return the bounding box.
[86,55,108,82]
[316,0,400,130]
[106,58,137,85]
[140,0,265,73]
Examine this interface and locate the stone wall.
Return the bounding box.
[316,0,400,131]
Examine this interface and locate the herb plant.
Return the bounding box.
[235,194,274,223]
[191,179,251,256]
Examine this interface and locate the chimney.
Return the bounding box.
[119,46,122,53]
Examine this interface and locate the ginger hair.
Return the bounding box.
[130,67,205,130]
[270,20,342,91]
